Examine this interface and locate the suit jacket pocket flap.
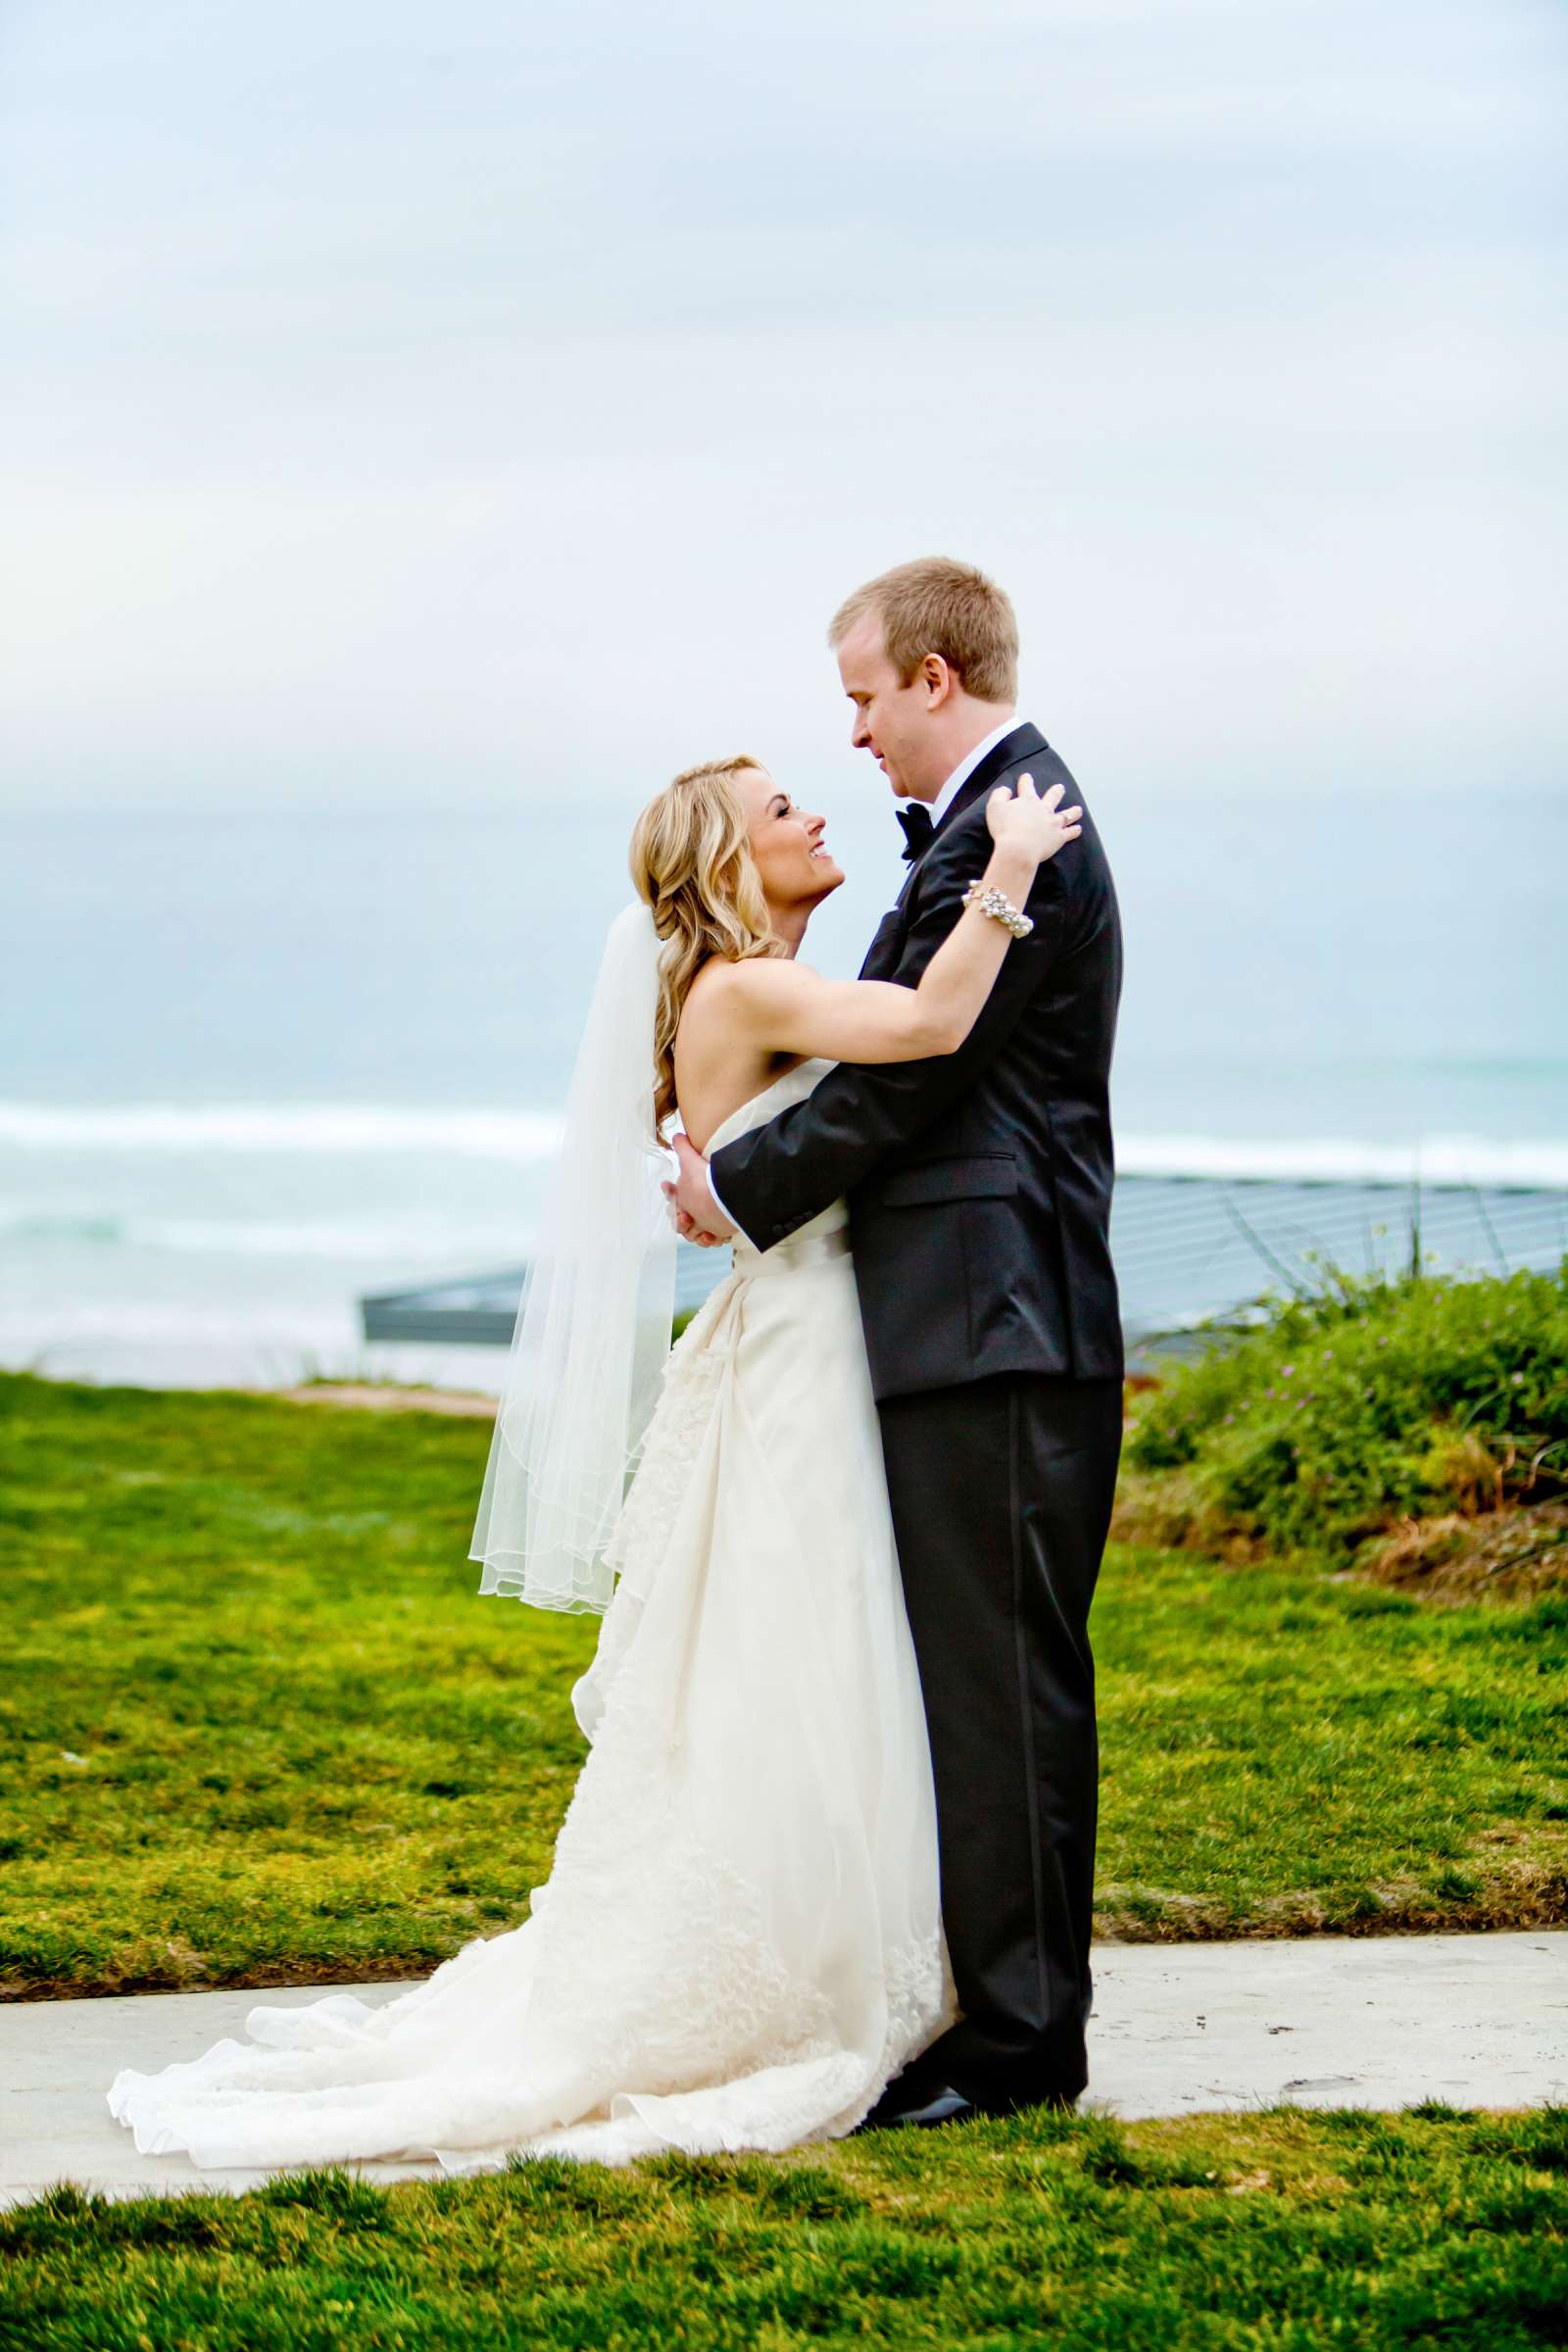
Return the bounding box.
[875,1153,1019,1208]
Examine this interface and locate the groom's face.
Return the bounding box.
[836,613,949,804]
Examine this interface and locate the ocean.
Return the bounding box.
[3,787,1564,1391]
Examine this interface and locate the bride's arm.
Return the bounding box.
[722,776,1081,1065]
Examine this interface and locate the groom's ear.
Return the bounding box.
[919,653,956,710]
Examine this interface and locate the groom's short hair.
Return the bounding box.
[829,558,1018,705]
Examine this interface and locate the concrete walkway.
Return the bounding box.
[3,1930,1564,2209]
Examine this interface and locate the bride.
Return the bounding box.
[108,756,1080,2173]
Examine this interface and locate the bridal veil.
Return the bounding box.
[469,904,676,1613]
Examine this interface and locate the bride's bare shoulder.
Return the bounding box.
[685,954,809,1027]
[676,957,808,1146]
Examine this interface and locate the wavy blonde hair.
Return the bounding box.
[629,756,785,1135]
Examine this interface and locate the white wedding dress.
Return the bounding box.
[108,1061,952,2174]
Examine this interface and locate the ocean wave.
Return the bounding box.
[0,1102,564,1157]
[1,1099,1565,1192]
[1116,1135,1568,1188]
[0,1207,524,1262]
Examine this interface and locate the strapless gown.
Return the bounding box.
[107,1061,952,2172]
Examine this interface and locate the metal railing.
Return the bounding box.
[361,1173,1568,1352]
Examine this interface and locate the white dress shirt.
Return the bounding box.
[705,716,1029,1238]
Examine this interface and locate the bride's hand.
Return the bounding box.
[985,772,1082,864]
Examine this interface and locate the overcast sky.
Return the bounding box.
[2,0,1563,813]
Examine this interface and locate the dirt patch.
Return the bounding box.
[1358,1498,1568,1603]
[1093,1842,1568,1945]
[274,1385,499,1418]
[1112,1476,1568,1603]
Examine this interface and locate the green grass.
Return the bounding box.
[1094,1550,1566,1939]
[5,2106,1566,2350]
[2,1369,1565,1996]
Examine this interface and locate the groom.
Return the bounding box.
[670,557,1123,2125]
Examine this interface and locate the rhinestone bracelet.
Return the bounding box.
[961,879,1034,939]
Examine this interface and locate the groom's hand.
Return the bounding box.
[663,1132,736,1247]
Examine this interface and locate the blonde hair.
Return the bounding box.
[829,556,1018,705]
[629,756,785,1135]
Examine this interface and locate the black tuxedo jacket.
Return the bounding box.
[710,722,1124,1401]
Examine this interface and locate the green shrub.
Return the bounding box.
[1124,1261,1568,1555]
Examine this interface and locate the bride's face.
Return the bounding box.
[736,766,844,916]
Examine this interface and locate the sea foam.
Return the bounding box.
[1,1102,1566,1190]
[0,1102,564,1157]
[1115,1134,1568,1189]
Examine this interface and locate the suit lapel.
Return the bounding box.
[858,907,905,981]
[931,721,1047,847]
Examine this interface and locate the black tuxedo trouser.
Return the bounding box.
[876,1371,1123,2109]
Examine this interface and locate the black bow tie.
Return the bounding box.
[896,803,936,863]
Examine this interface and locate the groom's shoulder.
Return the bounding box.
[924,741,1099,891]
[951,733,1091,832]
[1009,734,1091,822]
[999,736,1113,894]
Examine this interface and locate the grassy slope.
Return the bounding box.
[4,2107,1567,2351]
[2,1370,1564,1998]
[1121,1262,1568,1564]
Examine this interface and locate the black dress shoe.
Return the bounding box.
[855,2081,977,2132]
